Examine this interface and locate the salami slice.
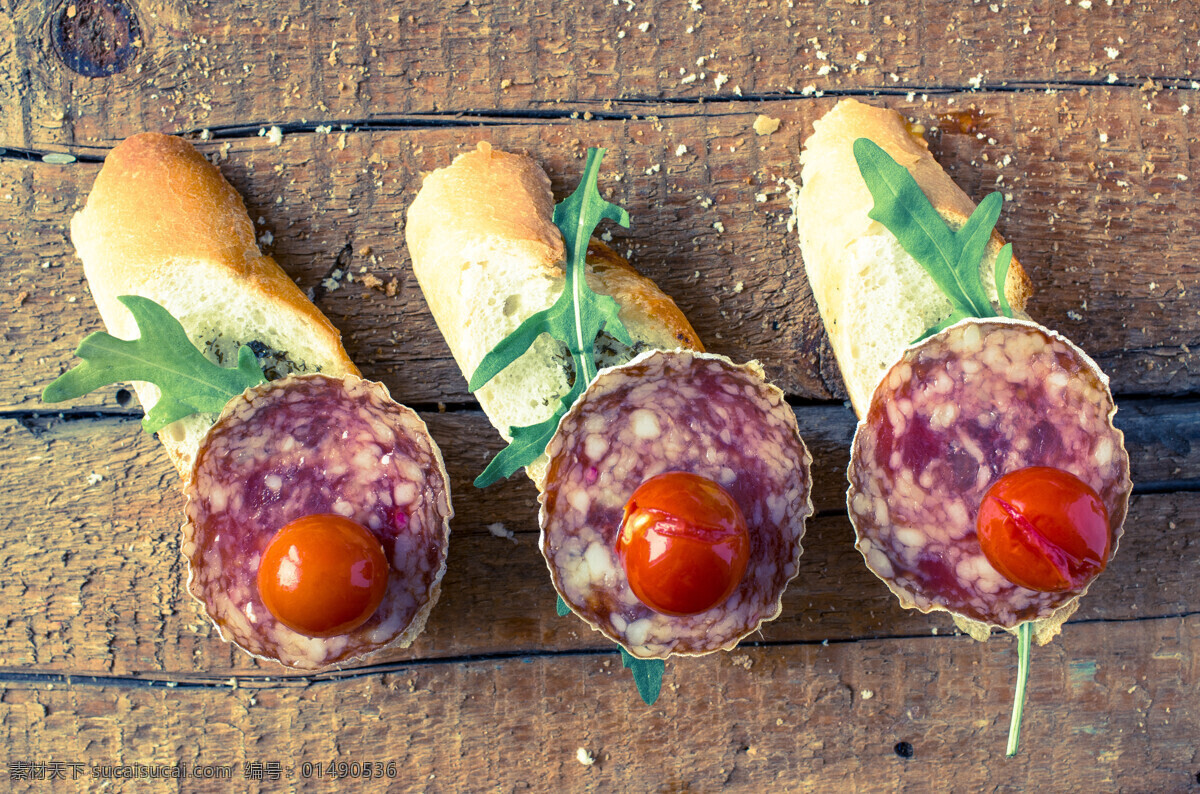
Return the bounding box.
[182,374,452,669]
[539,350,812,658]
[848,318,1131,632]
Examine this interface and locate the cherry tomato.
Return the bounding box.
[976,467,1111,593]
[256,514,389,637]
[615,471,751,616]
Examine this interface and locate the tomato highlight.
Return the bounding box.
[976,467,1111,593]
[615,471,750,616]
[256,514,390,637]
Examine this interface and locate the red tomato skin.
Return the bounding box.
[256,514,389,637]
[976,467,1111,593]
[616,471,750,616]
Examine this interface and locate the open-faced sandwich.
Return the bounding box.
[794,98,1132,752]
[44,134,453,670]
[405,143,813,700]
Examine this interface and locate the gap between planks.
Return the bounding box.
[3,80,1198,161]
[3,610,1197,690]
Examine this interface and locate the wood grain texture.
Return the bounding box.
[4,90,1200,417]
[3,0,1199,788]
[3,0,1200,149]
[3,619,1197,792]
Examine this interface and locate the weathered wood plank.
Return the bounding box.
[3,91,1198,418]
[3,0,1199,148]
[1,617,1196,792]
[1,407,1194,675]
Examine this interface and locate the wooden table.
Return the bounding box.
[2,0,1198,790]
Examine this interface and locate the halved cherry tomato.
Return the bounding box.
[615,471,751,616]
[257,514,389,637]
[976,467,1111,593]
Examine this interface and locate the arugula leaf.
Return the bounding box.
[470,147,633,488]
[852,138,1015,338]
[42,295,267,433]
[620,647,665,705]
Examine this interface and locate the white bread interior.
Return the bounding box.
[405,142,703,485]
[69,133,358,478]
[795,98,1032,417]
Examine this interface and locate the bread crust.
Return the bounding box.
[405,142,703,484]
[70,133,358,476]
[796,99,1032,415]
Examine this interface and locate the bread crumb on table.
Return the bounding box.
[576,748,595,766]
[753,115,781,136]
[487,522,517,543]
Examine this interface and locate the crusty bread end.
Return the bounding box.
[795,99,1032,416]
[70,133,359,477]
[405,142,703,485]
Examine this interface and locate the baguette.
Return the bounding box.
[405,142,703,485]
[795,98,1032,416]
[70,133,359,477]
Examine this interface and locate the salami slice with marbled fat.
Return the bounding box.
[539,350,812,658]
[848,318,1131,634]
[182,374,452,669]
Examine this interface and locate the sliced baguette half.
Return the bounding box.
[405,142,703,486]
[795,98,1031,416]
[70,133,359,477]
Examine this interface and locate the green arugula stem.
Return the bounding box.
[1006,621,1032,757]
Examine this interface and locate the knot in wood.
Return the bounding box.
[51,0,142,77]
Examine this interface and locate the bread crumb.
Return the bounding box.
[487,522,517,543]
[576,748,596,766]
[675,144,688,156]
[860,689,874,700]
[266,126,283,146]
[753,115,781,136]
[86,472,104,486]
[730,654,753,669]
[15,291,28,308]
[500,78,512,90]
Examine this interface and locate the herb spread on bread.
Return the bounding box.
[42,295,267,432]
